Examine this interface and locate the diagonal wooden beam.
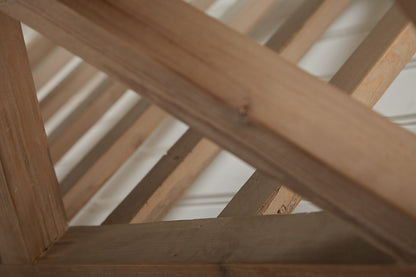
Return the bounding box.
[45,213,393,265]
[2,0,416,261]
[0,13,66,264]
[105,0,351,225]
[222,2,416,217]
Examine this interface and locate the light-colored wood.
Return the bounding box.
[64,105,167,219]
[103,0,273,225]
[39,62,99,122]
[0,13,66,264]
[48,80,125,163]
[46,213,392,264]
[331,2,416,106]
[26,33,55,70]
[223,2,416,218]
[59,99,150,195]
[227,0,276,34]
[104,129,220,224]
[189,0,216,10]
[267,0,352,62]
[3,0,416,261]
[219,171,300,217]
[32,46,73,90]
[2,264,415,277]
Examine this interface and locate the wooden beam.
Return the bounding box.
[222,1,416,217]
[3,0,416,261]
[48,80,125,163]
[266,0,352,62]
[2,264,415,277]
[0,13,66,264]
[105,0,350,224]
[47,213,392,264]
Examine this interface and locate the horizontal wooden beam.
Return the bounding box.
[2,0,416,261]
[44,213,392,265]
[1,264,414,277]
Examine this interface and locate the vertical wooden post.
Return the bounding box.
[0,13,67,264]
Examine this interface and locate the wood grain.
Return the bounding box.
[223,2,416,218]
[3,0,416,261]
[46,213,392,265]
[0,13,66,264]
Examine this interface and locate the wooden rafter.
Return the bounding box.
[1,0,416,261]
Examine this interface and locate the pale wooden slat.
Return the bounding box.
[3,0,416,261]
[45,213,392,264]
[0,13,66,264]
[58,99,150,195]
[32,47,73,90]
[223,2,416,218]
[189,0,216,11]
[266,0,352,62]
[48,80,125,163]
[39,62,99,122]
[64,105,167,219]
[103,129,220,224]
[26,33,55,70]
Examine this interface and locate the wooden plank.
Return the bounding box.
[39,62,99,122]
[26,33,55,70]
[3,0,416,261]
[103,0,273,225]
[0,13,66,264]
[48,80,124,163]
[58,99,150,195]
[46,213,392,264]
[1,264,415,277]
[103,129,220,224]
[266,0,352,62]
[222,2,416,217]
[64,105,167,219]
[32,46,73,90]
